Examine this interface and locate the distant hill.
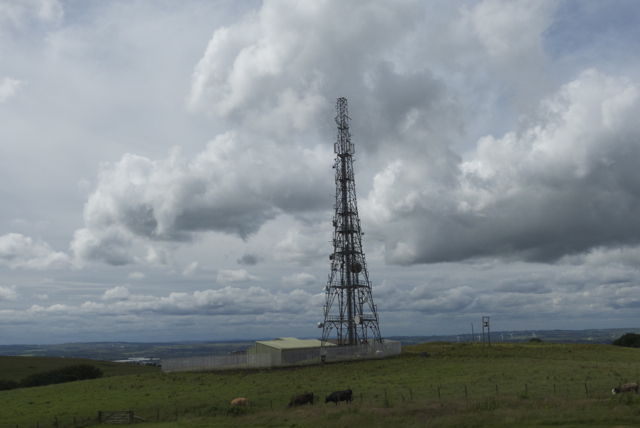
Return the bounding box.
[0,356,159,382]
[389,327,639,346]
[0,341,254,361]
[0,328,636,362]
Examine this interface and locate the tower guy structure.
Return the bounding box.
[319,97,382,346]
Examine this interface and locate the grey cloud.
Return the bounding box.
[71,134,333,265]
[281,272,316,288]
[237,253,262,266]
[189,0,420,123]
[494,282,552,294]
[376,284,477,314]
[366,70,640,265]
[188,0,456,157]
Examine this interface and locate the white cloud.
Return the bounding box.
[101,286,130,301]
[274,222,329,265]
[0,0,63,29]
[457,0,554,62]
[216,269,259,283]
[30,286,320,317]
[71,135,333,265]
[0,77,24,103]
[0,285,18,301]
[0,233,70,270]
[282,272,316,288]
[188,0,421,136]
[182,262,199,277]
[128,271,145,279]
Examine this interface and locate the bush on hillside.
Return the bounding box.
[612,333,640,348]
[20,364,103,388]
[529,338,542,343]
[0,379,19,391]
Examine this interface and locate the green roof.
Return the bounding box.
[255,337,335,350]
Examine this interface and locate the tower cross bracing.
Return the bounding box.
[320,97,382,346]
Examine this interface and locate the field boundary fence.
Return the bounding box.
[1,378,634,428]
[161,340,402,373]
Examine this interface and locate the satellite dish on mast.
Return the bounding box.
[351,262,362,273]
[354,315,362,325]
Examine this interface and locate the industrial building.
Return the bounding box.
[246,337,334,355]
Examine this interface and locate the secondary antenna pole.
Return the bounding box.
[482,317,490,347]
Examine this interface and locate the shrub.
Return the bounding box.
[612,333,640,348]
[529,338,542,343]
[20,364,103,388]
[0,379,19,391]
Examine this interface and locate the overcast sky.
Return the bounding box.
[1,0,640,345]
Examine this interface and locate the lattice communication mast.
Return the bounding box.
[319,97,382,346]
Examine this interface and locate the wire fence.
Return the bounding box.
[1,378,632,428]
[161,340,402,373]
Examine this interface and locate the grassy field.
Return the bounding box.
[0,356,160,381]
[1,342,640,427]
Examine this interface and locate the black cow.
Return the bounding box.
[613,383,639,394]
[287,392,314,408]
[325,389,353,405]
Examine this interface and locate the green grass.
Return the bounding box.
[0,356,160,381]
[2,342,640,427]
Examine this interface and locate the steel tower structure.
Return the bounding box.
[319,97,382,346]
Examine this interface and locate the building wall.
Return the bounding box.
[255,342,282,355]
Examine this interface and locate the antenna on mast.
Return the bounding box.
[319,98,382,346]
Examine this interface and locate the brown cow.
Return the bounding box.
[612,383,639,395]
[287,392,314,408]
[231,397,247,406]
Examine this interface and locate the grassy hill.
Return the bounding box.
[2,342,640,427]
[0,356,159,381]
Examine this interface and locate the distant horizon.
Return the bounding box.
[0,327,637,347]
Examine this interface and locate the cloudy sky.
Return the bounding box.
[1,0,640,345]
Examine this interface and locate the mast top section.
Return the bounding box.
[334,97,353,156]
